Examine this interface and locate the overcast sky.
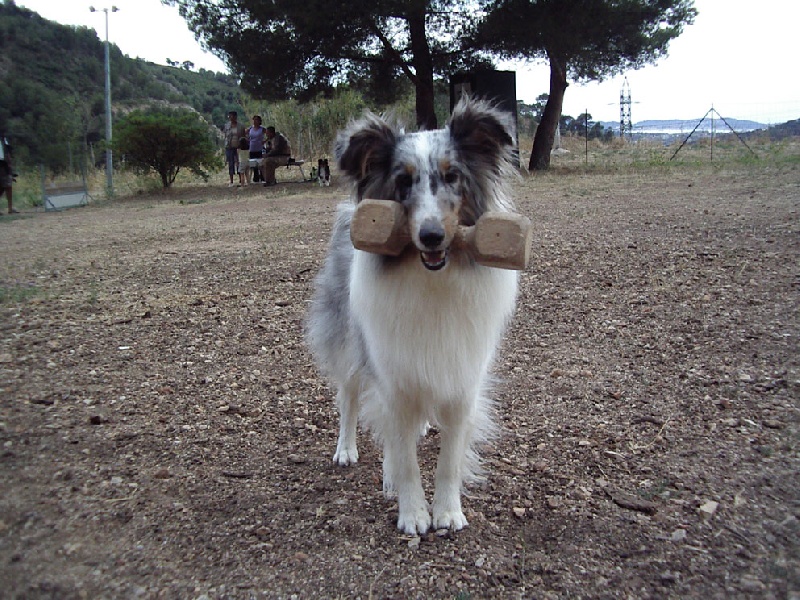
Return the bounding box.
[16,0,800,124]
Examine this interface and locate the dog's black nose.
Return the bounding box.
[419,222,445,249]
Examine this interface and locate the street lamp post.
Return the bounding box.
[89,5,119,197]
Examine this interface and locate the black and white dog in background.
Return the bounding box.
[306,97,519,535]
[317,158,331,187]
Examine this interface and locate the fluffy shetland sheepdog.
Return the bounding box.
[317,158,331,187]
[306,97,519,535]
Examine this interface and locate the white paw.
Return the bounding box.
[433,509,468,531]
[433,493,468,531]
[397,504,432,535]
[333,445,358,466]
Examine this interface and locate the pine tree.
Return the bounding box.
[165,0,494,129]
[476,0,696,170]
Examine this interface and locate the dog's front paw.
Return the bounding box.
[433,508,468,531]
[397,504,431,535]
[333,444,358,466]
[433,494,468,531]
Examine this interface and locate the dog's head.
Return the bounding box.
[335,97,516,271]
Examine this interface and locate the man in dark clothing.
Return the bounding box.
[0,134,17,215]
[261,126,291,186]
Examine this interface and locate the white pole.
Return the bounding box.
[103,9,112,196]
[90,6,118,197]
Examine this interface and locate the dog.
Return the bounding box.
[306,97,519,535]
[317,158,331,187]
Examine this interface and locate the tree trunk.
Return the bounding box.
[529,56,568,171]
[407,7,437,130]
[415,81,437,131]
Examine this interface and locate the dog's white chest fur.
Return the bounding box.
[351,251,517,401]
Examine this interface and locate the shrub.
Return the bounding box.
[114,107,223,188]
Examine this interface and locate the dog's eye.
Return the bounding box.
[444,171,458,185]
[396,173,413,193]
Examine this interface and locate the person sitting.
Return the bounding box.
[261,126,291,186]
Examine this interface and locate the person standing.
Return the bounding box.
[223,111,246,188]
[0,133,16,215]
[248,115,266,183]
[262,126,291,186]
[236,137,250,187]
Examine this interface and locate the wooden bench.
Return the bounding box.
[43,182,88,211]
[247,157,309,182]
[282,158,307,181]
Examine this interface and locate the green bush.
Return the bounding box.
[114,107,223,188]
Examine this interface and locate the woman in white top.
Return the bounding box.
[248,115,266,182]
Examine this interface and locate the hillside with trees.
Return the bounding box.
[0,1,242,171]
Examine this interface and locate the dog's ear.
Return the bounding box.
[335,113,395,185]
[448,97,515,164]
[449,97,517,220]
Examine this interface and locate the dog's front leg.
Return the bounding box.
[432,403,471,531]
[333,379,359,466]
[384,420,431,535]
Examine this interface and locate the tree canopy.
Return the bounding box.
[476,0,697,169]
[163,0,493,129]
[168,0,696,166]
[114,107,222,187]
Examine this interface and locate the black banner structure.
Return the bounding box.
[450,71,520,167]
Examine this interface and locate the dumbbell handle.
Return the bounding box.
[350,199,532,270]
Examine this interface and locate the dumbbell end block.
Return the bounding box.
[350,199,410,256]
[467,213,532,270]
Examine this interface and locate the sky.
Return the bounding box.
[16,0,800,125]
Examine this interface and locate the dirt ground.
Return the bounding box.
[1,162,798,599]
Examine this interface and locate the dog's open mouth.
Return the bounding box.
[420,250,448,271]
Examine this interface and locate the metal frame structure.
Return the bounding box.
[620,77,632,140]
[669,107,757,161]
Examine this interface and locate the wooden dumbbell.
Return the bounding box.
[350,199,532,270]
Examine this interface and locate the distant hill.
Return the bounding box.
[599,117,767,134]
[747,119,800,140]
[0,2,243,169]
[635,117,765,133]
